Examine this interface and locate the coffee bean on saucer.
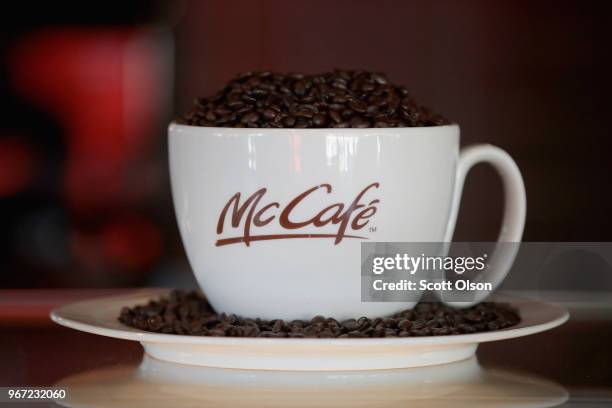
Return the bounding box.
[311,315,326,324]
[118,290,520,339]
[397,319,412,331]
[342,319,359,331]
[271,319,285,332]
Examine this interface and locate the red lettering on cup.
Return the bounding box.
[216,183,380,246]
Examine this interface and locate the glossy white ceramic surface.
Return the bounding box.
[56,355,568,407]
[50,290,568,371]
[169,124,526,320]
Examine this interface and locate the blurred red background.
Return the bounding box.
[1,0,611,288]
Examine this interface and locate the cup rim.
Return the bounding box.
[169,121,459,134]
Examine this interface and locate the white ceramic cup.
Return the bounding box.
[169,123,526,320]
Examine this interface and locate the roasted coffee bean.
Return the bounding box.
[283,116,296,127]
[372,73,388,85]
[350,117,370,128]
[295,119,311,128]
[303,325,319,337]
[312,113,327,127]
[214,106,232,116]
[290,319,305,329]
[240,111,260,124]
[332,95,348,104]
[311,315,326,324]
[204,111,217,122]
[332,121,350,128]
[426,319,440,328]
[262,109,277,120]
[272,319,285,332]
[119,291,520,338]
[372,327,385,337]
[410,320,426,331]
[397,319,412,331]
[318,329,336,338]
[244,326,260,337]
[329,110,342,124]
[384,328,397,337]
[339,109,352,120]
[147,315,164,331]
[331,79,347,90]
[342,319,359,331]
[293,80,307,96]
[227,100,245,109]
[178,70,450,128]
[458,324,477,334]
[251,88,267,98]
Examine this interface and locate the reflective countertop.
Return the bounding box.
[0,290,610,407]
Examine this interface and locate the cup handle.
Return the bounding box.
[439,144,527,307]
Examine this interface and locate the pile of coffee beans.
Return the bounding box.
[179,69,450,128]
[119,290,520,338]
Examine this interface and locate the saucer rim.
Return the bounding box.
[50,288,569,347]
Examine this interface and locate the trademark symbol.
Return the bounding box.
[369,226,377,233]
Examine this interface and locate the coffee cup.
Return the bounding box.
[169,123,525,320]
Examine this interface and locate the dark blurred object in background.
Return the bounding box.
[0,1,189,287]
[1,0,611,289]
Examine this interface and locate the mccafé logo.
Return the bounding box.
[216,183,380,247]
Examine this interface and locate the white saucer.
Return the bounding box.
[55,355,568,408]
[50,289,569,371]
